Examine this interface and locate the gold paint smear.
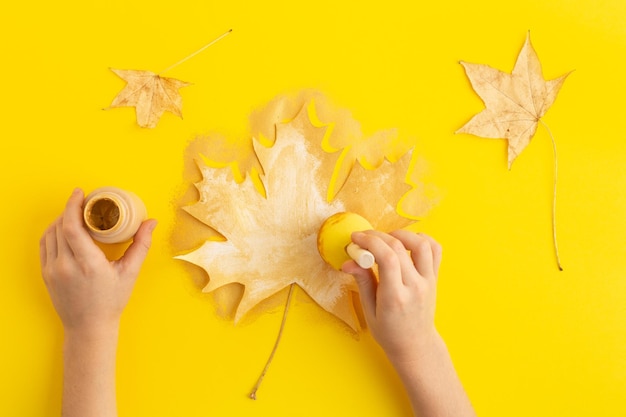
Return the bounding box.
[172,91,438,330]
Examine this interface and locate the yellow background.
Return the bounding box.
[2,0,625,416]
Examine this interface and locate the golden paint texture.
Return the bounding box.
[174,93,435,330]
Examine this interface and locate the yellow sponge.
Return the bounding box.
[317,212,374,270]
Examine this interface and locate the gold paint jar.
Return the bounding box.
[83,187,147,244]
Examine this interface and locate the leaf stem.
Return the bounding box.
[249,283,295,400]
[539,119,563,271]
[158,29,232,75]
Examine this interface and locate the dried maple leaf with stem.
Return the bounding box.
[107,69,190,128]
[175,97,432,398]
[106,29,232,128]
[456,32,571,270]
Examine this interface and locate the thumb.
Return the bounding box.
[342,260,377,321]
[118,219,157,280]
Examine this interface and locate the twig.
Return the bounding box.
[158,29,232,75]
[249,283,295,400]
[540,119,563,271]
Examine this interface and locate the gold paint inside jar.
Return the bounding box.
[87,198,120,231]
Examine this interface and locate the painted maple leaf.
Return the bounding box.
[176,100,421,331]
[107,68,190,128]
[456,32,570,168]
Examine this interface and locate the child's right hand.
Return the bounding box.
[342,230,443,365]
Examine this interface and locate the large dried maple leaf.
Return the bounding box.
[456,33,570,168]
[176,101,417,331]
[107,68,190,128]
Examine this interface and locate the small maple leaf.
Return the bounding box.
[107,68,190,128]
[176,100,419,330]
[456,33,570,168]
[106,30,232,128]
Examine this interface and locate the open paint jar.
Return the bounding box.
[83,186,147,244]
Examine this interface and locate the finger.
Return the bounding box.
[352,230,411,288]
[342,259,377,321]
[55,214,73,256]
[354,231,417,285]
[391,230,439,281]
[39,219,58,268]
[44,218,60,263]
[419,233,443,277]
[116,219,157,280]
[62,188,101,260]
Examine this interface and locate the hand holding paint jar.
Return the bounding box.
[83,187,147,244]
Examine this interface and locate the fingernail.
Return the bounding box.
[352,232,365,240]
